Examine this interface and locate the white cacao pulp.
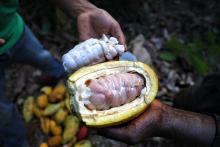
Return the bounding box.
[62,35,125,73]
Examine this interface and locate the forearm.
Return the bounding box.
[160,105,216,146]
[51,0,97,17]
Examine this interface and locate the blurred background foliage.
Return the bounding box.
[19,0,220,76]
[160,31,220,75]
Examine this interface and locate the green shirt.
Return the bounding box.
[0,0,24,54]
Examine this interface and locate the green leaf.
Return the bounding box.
[165,37,186,55]
[40,17,51,35]
[209,44,220,55]
[160,52,177,61]
[164,32,220,76]
[205,31,216,45]
[191,33,204,50]
[188,55,210,75]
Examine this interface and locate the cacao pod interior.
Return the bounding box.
[83,72,145,110]
[67,61,158,127]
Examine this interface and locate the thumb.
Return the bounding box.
[0,39,5,45]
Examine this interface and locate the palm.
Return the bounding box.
[98,100,163,144]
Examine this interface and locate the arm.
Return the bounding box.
[50,0,126,45]
[100,100,216,146]
[51,0,96,17]
[160,103,216,146]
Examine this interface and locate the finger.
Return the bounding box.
[111,23,127,51]
[98,126,131,142]
[79,30,99,42]
[77,16,99,41]
[0,39,5,45]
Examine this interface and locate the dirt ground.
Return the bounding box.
[4,0,219,146]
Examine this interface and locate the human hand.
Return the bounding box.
[0,38,5,45]
[98,99,165,144]
[99,99,216,146]
[52,0,126,48]
[77,8,126,48]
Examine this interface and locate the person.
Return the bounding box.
[99,74,220,147]
[0,0,125,146]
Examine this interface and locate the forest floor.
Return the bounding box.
[5,0,219,146]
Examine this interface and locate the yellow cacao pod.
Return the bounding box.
[33,104,43,118]
[43,103,61,116]
[36,94,48,109]
[40,117,50,134]
[40,86,52,96]
[74,140,92,147]
[49,120,57,130]
[22,96,34,123]
[51,125,62,136]
[54,108,68,124]
[49,84,66,102]
[62,116,79,144]
[47,135,62,146]
[39,142,48,147]
[67,61,158,127]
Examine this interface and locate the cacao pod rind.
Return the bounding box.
[67,61,158,127]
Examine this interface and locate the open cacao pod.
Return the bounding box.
[67,61,158,127]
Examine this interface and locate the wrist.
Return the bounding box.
[53,0,99,18]
[72,0,98,17]
[154,102,170,137]
[146,100,168,137]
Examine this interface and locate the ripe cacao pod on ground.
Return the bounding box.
[36,94,48,109]
[62,116,79,144]
[23,96,34,123]
[40,117,50,134]
[39,142,48,147]
[47,135,62,146]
